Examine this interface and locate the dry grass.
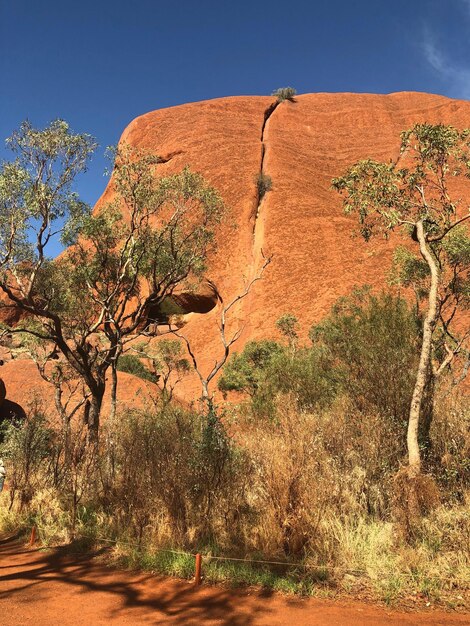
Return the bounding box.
[0,390,468,606]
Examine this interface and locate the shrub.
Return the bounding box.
[0,408,54,511]
[272,87,297,102]
[255,173,272,201]
[116,354,156,383]
[310,288,421,430]
[101,404,252,547]
[218,340,283,397]
[219,338,337,418]
[276,313,299,345]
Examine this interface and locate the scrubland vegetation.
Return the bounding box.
[0,118,469,607]
[1,291,468,606]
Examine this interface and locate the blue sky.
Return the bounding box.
[1,0,469,250]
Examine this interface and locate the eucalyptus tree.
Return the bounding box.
[333,124,470,477]
[0,120,225,441]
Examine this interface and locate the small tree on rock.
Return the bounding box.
[272,87,297,103]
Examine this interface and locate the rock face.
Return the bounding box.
[0,359,162,424]
[3,92,470,404]
[106,92,470,400]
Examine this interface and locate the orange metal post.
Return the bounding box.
[194,553,202,586]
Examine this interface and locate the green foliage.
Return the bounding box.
[311,288,421,425]
[256,173,272,201]
[276,313,299,344]
[129,339,190,402]
[0,121,228,438]
[34,151,226,329]
[0,119,96,270]
[116,354,156,383]
[150,339,190,378]
[333,123,470,421]
[389,246,429,298]
[218,340,283,397]
[218,338,337,418]
[0,409,54,508]
[254,346,338,419]
[220,290,420,425]
[332,124,470,241]
[272,87,297,102]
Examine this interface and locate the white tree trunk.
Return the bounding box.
[407,220,439,475]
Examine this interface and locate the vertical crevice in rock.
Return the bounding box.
[252,101,279,233]
[260,101,279,142]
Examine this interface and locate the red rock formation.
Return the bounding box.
[109,92,470,400]
[0,359,161,424]
[3,92,470,403]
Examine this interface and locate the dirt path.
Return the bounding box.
[0,536,467,625]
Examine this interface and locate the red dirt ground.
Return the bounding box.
[1,536,467,625]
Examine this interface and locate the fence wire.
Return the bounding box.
[90,534,469,586]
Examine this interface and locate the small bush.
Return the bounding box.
[276,313,299,345]
[116,354,156,383]
[310,288,421,430]
[272,87,297,102]
[256,173,272,201]
[0,409,54,511]
[219,338,337,419]
[218,340,283,397]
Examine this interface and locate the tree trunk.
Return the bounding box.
[407,221,439,475]
[105,363,118,481]
[86,389,104,444]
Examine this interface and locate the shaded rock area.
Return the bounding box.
[0,377,5,406]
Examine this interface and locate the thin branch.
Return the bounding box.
[172,254,272,403]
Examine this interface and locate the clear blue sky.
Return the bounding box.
[1,0,469,225]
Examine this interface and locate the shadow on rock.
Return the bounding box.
[0,399,26,426]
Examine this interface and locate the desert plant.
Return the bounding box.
[219,339,337,419]
[255,173,272,201]
[102,404,250,546]
[218,340,283,397]
[0,407,54,511]
[272,87,297,102]
[333,124,470,477]
[276,313,299,348]
[116,354,156,383]
[311,288,421,431]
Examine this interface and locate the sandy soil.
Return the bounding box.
[0,535,468,625]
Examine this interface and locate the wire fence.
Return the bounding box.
[27,527,469,588]
[95,536,340,571]
[90,534,469,586]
